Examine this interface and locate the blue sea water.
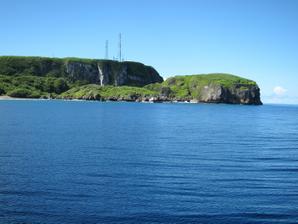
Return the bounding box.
[0,100,298,224]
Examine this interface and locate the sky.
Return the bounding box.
[1,0,298,104]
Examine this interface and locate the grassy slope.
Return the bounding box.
[60,84,157,100]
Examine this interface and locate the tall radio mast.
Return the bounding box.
[105,40,109,59]
[119,33,122,62]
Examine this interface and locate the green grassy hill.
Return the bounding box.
[145,73,258,100]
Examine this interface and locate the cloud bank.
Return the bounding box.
[273,86,287,96]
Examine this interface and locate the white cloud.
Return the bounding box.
[273,86,287,96]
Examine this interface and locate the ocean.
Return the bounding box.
[0,100,298,224]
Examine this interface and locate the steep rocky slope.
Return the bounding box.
[0,56,163,86]
[0,56,262,105]
[60,74,262,105]
[146,74,262,105]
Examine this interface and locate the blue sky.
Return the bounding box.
[1,0,298,104]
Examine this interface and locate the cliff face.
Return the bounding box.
[146,74,262,105]
[0,57,262,105]
[0,56,163,87]
[64,60,163,86]
[199,83,262,105]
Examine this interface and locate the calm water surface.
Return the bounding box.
[0,100,298,224]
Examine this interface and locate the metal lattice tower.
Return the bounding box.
[119,33,122,62]
[105,40,109,59]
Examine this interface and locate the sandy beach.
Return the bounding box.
[0,96,49,101]
[0,96,14,100]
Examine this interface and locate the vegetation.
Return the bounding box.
[60,84,157,101]
[58,73,257,101]
[0,56,259,103]
[0,55,163,88]
[144,73,257,100]
[0,75,69,98]
[0,86,5,95]
[0,72,258,101]
[0,56,65,77]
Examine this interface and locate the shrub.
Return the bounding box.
[53,78,69,94]
[0,87,5,95]
[7,88,32,98]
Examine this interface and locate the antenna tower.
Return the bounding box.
[119,33,122,62]
[105,40,109,59]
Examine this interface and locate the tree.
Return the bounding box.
[53,78,69,94]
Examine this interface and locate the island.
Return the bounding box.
[0,56,262,105]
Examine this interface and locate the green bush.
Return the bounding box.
[53,78,69,94]
[7,88,32,98]
[0,87,5,95]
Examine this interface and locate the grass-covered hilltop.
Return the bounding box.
[0,56,262,105]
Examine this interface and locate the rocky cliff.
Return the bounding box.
[0,56,163,86]
[64,59,163,86]
[59,74,262,105]
[0,56,262,105]
[145,74,262,105]
[196,83,261,104]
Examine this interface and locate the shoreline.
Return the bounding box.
[0,95,51,101]
[0,95,194,103]
[0,95,264,105]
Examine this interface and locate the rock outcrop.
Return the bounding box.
[199,83,262,105]
[60,74,262,105]
[145,74,262,105]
